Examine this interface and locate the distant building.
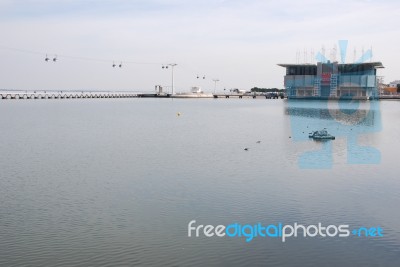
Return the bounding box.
[278,61,384,99]
[382,80,400,95]
[389,80,400,88]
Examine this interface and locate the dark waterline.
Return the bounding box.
[0,99,399,266]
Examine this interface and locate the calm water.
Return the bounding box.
[0,98,399,266]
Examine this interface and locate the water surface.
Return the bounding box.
[0,99,399,266]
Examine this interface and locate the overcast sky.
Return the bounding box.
[0,0,399,92]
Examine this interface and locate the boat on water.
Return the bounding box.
[171,86,213,98]
[309,128,335,140]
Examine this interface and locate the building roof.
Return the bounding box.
[277,63,316,68]
[277,62,384,68]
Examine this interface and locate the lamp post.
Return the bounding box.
[162,63,177,95]
[212,79,219,94]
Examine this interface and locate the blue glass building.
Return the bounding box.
[278,61,384,99]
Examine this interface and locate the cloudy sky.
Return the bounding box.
[0,0,399,92]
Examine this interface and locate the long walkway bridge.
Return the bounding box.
[0,90,138,100]
[2,90,397,100]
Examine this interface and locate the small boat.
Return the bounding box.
[309,128,335,140]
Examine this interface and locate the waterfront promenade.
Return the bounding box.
[1,90,399,100]
[0,90,138,99]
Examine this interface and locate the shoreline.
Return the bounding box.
[1,90,399,100]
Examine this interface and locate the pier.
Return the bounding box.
[2,90,397,100]
[0,90,285,100]
[213,94,283,99]
[0,91,138,100]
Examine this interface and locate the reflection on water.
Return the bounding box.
[0,99,399,267]
[285,100,381,168]
[285,99,380,126]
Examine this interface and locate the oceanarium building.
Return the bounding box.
[278,61,384,99]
